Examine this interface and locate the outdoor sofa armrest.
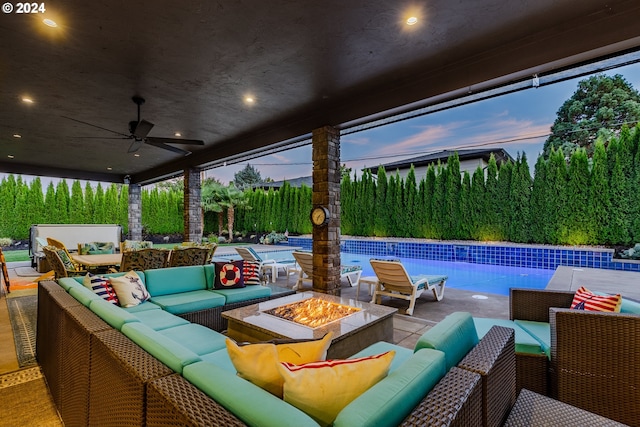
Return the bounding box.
[401,366,483,427]
[509,288,575,323]
[458,325,516,427]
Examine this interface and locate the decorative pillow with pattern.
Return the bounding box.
[109,271,150,307]
[570,286,622,312]
[278,350,395,425]
[56,249,76,271]
[243,260,262,285]
[213,260,245,289]
[83,272,119,305]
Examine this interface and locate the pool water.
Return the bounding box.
[341,253,554,296]
[256,250,554,296]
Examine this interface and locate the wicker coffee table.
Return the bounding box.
[222,291,397,359]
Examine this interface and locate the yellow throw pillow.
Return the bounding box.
[226,332,333,397]
[109,271,150,307]
[277,351,395,426]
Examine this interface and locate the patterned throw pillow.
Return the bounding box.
[213,260,245,289]
[570,286,622,312]
[277,351,395,425]
[109,271,150,307]
[83,273,119,305]
[243,260,262,285]
[56,249,76,270]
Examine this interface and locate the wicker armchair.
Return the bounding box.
[510,288,640,426]
[42,245,87,279]
[47,236,82,270]
[168,246,212,267]
[118,248,170,271]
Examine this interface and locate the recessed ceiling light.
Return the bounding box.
[244,96,255,105]
[13,134,21,138]
[107,167,112,171]
[406,16,418,25]
[134,153,140,157]
[7,155,14,159]
[174,132,182,137]
[21,97,34,104]
[43,18,58,27]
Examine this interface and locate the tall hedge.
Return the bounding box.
[2,124,640,247]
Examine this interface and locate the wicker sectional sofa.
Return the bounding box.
[36,269,517,426]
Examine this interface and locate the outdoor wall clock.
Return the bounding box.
[311,206,330,227]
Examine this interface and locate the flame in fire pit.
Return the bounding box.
[263,297,360,328]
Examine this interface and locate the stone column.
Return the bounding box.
[312,125,341,295]
[127,184,142,241]
[184,168,202,243]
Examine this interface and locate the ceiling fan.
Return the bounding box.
[63,96,205,156]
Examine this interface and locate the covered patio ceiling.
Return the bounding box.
[1,0,640,185]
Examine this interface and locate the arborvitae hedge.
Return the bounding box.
[2,125,640,246]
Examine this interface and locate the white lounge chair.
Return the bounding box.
[291,251,362,291]
[234,247,295,283]
[369,259,447,316]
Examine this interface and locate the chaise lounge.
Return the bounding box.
[369,259,447,316]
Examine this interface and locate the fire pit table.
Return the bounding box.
[222,291,397,359]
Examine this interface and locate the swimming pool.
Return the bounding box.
[251,250,554,296]
[341,253,554,296]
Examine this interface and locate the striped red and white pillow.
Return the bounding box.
[83,273,119,305]
[570,286,621,312]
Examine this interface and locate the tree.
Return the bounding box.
[509,154,532,243]
[201,178,225,237]
[543,74,640,158]
[233,164,262,189]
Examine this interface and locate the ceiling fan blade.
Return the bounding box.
[69,136,130,140]
[146,137,204,145]
[128,139,144,153]
[145,140,192,156]
[61,115,129,137]
[132,119,154,139]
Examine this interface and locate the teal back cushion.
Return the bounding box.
[145,265,207,296]
[204,264,216,290]
[414,311,479,370]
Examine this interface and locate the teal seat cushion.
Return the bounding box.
[334,348,446,427]
[514,319,551,358]
[122,301,161,313]
[183,361,319,427]
[58,277,84,291]
[200,348,236,373]
[621,297,640,314]
[204,264,215,290]
[69,285,102,307]
[121,322,201,374]
[414,312,479,370]
[349,341,413,374]
[150,290,225,315]
[473,317,544,355]
[89,298,140,330]
[159,323,227,355]
[145,265,207,296]
[411,274,448,289]
[209,285,271,304]
[133,309,190,331]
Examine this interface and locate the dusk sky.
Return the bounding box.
[205,62,640,185]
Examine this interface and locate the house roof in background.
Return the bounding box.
[257,176,313,190]
[366,148,515,173]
